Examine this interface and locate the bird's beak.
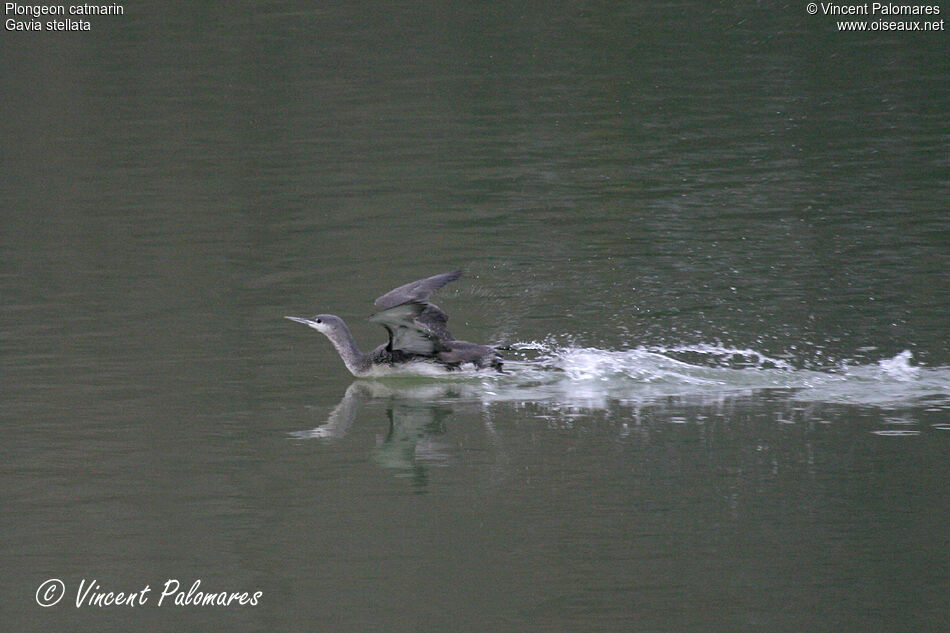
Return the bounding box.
[285,316,319,328]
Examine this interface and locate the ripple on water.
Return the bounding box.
[870,429,921,437]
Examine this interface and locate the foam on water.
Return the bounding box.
[295,344,950,441]
[371,342,950,410]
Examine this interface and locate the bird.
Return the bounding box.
[286,270,504,377]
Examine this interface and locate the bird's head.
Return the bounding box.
[285,314,344,337]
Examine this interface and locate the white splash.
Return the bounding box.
[294,346,950,443]
[376,343,950,410]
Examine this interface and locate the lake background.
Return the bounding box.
[2,1,948,631]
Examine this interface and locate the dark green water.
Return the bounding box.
[2,2,948,631]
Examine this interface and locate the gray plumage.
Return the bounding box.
[373,269,462,311]
[286,271,503,377]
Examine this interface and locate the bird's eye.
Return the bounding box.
[316,318,322,324]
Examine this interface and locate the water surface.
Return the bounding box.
[2,2,948,631]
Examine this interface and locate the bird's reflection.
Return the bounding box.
[290,380,480,483]
[373,402,454,487]
[289,381,372,440]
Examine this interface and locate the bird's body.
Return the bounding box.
[287,271,503,377]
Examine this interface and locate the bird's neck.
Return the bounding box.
[325,322,373,376]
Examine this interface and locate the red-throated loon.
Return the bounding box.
[286,270,503,377]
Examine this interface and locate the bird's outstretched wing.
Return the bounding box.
[369,271,462,354]
[373,270,462,310]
